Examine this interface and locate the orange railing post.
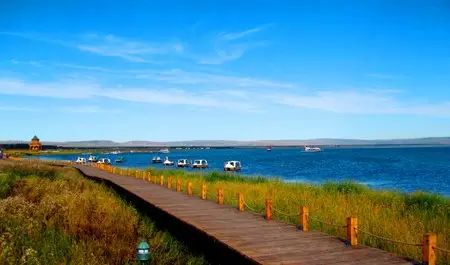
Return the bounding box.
[176,179,181,192]
[217,188,224,205]
[201,184,207,200]
[347,217,358,246]
[187,182,192,196]
[422,233,437,265]
[238,193,244,212]
[160,175,164,186]
[167,176,172,189]
[300,206,309,232]
[265,199,272,220]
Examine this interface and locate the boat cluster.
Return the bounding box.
[75,155,122,165]
[152,156,241,171]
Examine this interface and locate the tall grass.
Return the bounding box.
[137,167,450,264]
[0,161,206,265]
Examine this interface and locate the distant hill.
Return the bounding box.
[1,137,450,148]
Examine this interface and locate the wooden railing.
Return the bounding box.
[90,163,449,265]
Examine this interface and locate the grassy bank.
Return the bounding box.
[0,161,206,265]
[4,149,106,157]
[132,167,449,264]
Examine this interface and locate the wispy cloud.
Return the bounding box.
[197,25,267,65]
[3,60,295,89]
[10,59,43,67]
[1,28,265,65]
[219,26,264,41]
[0,104,41,112]
[274,90,450,116]
[366,73,403,80]
[1,32,183,63]
[1,76,450,117]
[0,78,97,99]
[0,78,260,112]
[77,33,184,62]
[59,105,121,114]
[198,47,247,65]
[134,68,295,89]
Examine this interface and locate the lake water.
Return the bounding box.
[37,146,450,196]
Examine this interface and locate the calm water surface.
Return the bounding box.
[38,146,450,196]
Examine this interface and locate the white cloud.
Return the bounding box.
[0,78,259,112]
[198,47,246,65]
[0,105,41,112]
[77,34,184,62]
[10,59,43,67]
[59,105,120,113]
[135,68,295,89]
[1,29,263,65]
[366,73,403,80]
[1,32,183,63]
[0,78,97,99]
[219,27,264,41]
[1,77,450,117]
[274,90,450,116]
[197,25,267,65]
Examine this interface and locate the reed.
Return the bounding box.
[0,161,206,265]
[142,167,450,264]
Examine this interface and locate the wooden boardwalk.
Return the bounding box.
[75,165,412,265]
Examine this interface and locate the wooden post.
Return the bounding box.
[217,188,224,205]
[238,193,244,212]
[347,217,358,246]
[153,175,157,184]
[300,206,309,232]
[422,233,437,265]
[187,182,192,196]
[147,172,151,182]
[160,175,164,186]
[201,184,207,200]
[176,179,181,192]
[167,177,172,189]
[265,199,272,220]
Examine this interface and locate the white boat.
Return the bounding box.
[177,159,190,168]
[224,161,241,171]
[305,146,322,152]
[97,158,111,164]
[88,155,98,162]
[159,148,170,154]
[75,157,87,164]
[192,159,208,169]
[267,146,272,151]
[152,156,162,163]
[163,157,174,166]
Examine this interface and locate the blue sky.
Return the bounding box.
[0,0,450,141]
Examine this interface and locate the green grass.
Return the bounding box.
[129,167,450,264]
[0,161,207,265]
[5,148,111,157]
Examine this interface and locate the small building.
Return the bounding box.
[29,135,42,151]
[0,148,4,159]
